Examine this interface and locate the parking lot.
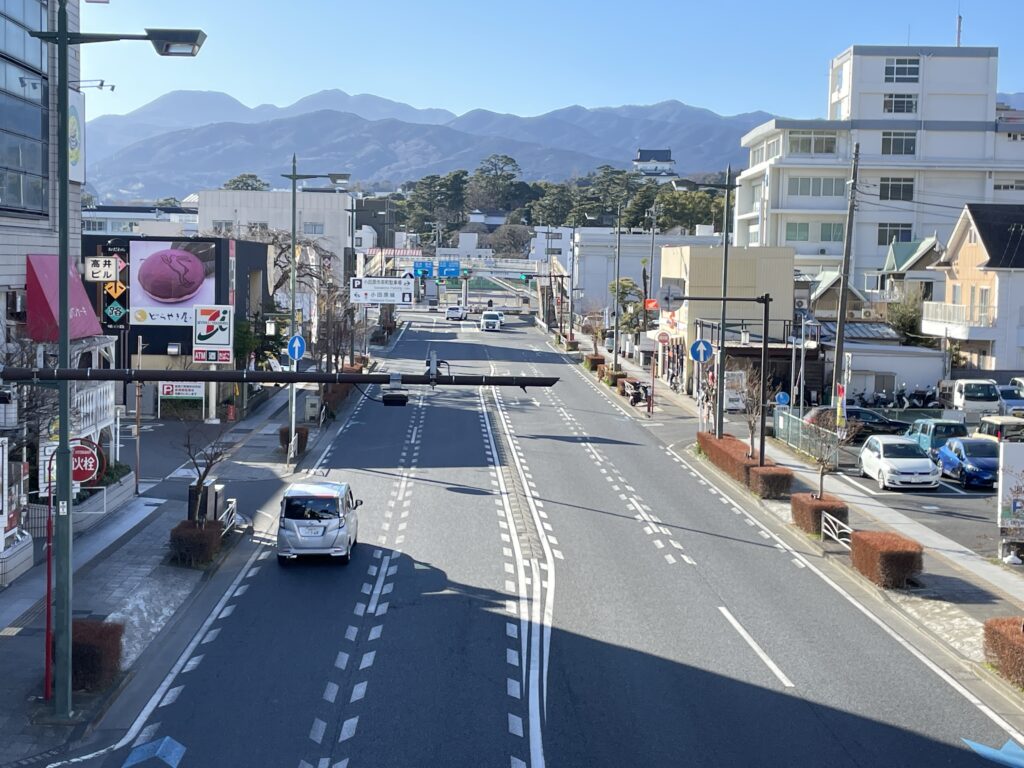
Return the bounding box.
[835,443,999,555]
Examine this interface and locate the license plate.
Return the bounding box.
[301,526,323,536]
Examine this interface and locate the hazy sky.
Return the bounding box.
[81,0,1024,120]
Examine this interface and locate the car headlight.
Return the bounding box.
[964,464,979,473]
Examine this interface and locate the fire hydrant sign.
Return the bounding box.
[71,444,100,484]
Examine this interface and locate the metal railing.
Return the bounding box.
[773,408,840,470]
[922,301,995,327]
[821,510,852,550]
[217,498,238,539]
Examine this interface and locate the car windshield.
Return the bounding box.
[934,424,968,438]
[881,443,928,459]
[482,312,499,320]
[999,387,1024,399]
[963,383,998,400]
[283,496,339,520]
[963,442,999,458]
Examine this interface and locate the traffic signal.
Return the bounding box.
[520,273,532,283]
[461,267,471,278]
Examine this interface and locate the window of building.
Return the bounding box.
[750,145,765,166]
[994,180,1024,191]
[787,130,837,155]
[820,222,844,242]
[884,57,919,83]
[82,219,105,232]
[109,220,136,233]
[786,177,846,196]
[766,137,781,159]
[952,284,962,305]
[883,93,918,114]
[881,131,916,155]
[547,232,562,240]
[968,227,977,244]
[1008,133,1024,141]
[879,177,914,201]
[545,247,561,255]
[303,221,324,235]
[785,222,809,241]
[877,223,912,246]
[212,220,234,235]
[354,237,362,247]
[247,222,268,235]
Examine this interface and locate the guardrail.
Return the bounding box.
[218,498,237,539]
[821,510,852,550]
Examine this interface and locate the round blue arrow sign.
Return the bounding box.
[288,334,306,361]
[775,391,791,406]
[689,339,714,363]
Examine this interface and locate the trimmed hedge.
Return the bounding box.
[697,432,760,486]
[170,520,224,566]
[791,492,848,536]
[749,466,794,499]
[851,530,923,588]
[985,617,1024,688]
[583,354,604,371]
[71,619,124,691]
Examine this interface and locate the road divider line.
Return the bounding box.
[718,606,794,688]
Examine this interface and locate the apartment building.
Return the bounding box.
[735,45,1024,290]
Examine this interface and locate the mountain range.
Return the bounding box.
[87,87,1022,201]
[85,88,775,200]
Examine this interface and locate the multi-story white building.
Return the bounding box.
[735,45,1024,290]
[81,204,199,237]
[197,187,354,282]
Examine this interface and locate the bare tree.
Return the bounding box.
[799,408,861,498]
[731,357,781,459]
[182,425,229,522]
[202,226,336,297]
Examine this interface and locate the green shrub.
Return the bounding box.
[749,466,793,499]
[790,492,847,536]
[71,619,123,691]
[851,530,922,588]
[985,617,1024,688]
[604,371,626,388]
[170,520,224,566]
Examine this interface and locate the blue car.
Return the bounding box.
[936,438,999,489]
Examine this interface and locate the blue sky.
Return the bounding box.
[81,0,1024,120]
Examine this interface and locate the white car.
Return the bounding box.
[497,311,505,326]
[480,311,501,331]
[277,481,361,563]
[858,435,940,491]
[445,305,467,321]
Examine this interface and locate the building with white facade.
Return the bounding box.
[633,149,678,184]
[438,232,494,261]
[81,204,199,238]
[197,187,354,282]
[735,45,1024,290]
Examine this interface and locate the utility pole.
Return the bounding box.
[714,165,733,439]
[645,201,657,334]
[831,143,860,406]
[612,202,623,373]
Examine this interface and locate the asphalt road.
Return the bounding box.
[92,311,1021,767]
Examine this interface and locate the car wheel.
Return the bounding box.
[858,458,867,478]
[277,554,290,566]
[877,472,887,491]
[960,469,970,490]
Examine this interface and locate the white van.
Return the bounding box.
[948,378,999,414]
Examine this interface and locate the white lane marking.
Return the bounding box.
[182,655,203,673]
[664,554,677,564]
[359,651,376,670]
[792,558,807,569]
[369,625,382,641]
[350,681,367,702]
[509,713,524,737]
[132,723,160,748]
[323,682,339,703]
[233,584,249,597]
[201,628,220,644]
[338,716,359,742]
[158,685,183,707]
[508,677,522,698]
[682,555,697,566]
[718,606,794,688]
[335,652,349,670]
[354,603,366,616]
[218,604,235,619]
[310,718,327,744]
[345,626,358,642]
[507,648,520,667]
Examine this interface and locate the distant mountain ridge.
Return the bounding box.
[85,89,774,200]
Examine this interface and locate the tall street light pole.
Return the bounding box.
[31,6,206,718]
[673,167,736,438]
[281,158,349,462]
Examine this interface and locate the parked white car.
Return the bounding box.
[858,435,940,491]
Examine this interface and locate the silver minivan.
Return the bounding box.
[277,481,361,564]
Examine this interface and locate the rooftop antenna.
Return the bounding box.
[956,4,963,47]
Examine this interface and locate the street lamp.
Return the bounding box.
[612,201,624,373]
[673,167,738,438]
[29,2,205,719]
[281,157,348,464]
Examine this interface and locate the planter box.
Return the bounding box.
[565,340,579,351]
[0,531,33,586]
[851,530,922,588]
[749,466,793,499]
[985,617,1024,689]
[790,492,847,535]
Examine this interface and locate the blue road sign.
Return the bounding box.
[690,339,714,363]
[438,260,460,278]
[288,334,306,361]
[413,260,434,277]
[775,391,791,406]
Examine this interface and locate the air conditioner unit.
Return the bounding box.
[861,308,875,319]
[819,248,827,255]
[846,310,858,320]
[794,299,806,310]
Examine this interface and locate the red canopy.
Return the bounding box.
[26,254,103,342]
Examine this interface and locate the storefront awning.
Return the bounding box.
[26,254,102,342]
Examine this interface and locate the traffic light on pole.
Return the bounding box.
[520,273,531,283]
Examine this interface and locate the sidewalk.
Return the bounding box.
[580,343,1024,665]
